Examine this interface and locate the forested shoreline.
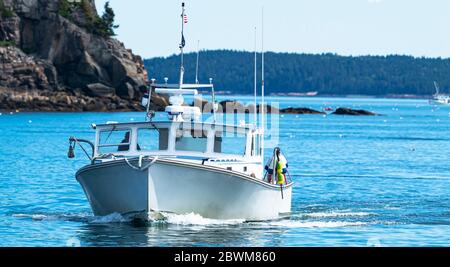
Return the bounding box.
[145,50,450,97]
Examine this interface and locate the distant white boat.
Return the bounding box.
[429,81,450,106]
[68,3,293,221]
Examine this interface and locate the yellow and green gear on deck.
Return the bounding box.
[276,160,286,185]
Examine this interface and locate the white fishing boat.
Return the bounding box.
[68,3,293,221]
[429,81,450,106]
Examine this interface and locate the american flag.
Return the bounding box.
[183,14,188,24]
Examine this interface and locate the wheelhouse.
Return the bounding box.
[93,121,263,161]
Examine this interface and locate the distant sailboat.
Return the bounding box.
[429,81,450,106]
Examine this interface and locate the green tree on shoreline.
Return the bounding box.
[58,0,118,38]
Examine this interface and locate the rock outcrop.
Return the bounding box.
[0,0,160,111]
[0,46,55,90]
[332,107,379,116]
[191,99,382,117]
[0,86,168,111]
[280,107,326,115]
[192,99,328,115]
[202,100,281,114]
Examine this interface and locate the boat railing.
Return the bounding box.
[68,137,95,163]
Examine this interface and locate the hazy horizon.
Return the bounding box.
[94,0,450,59]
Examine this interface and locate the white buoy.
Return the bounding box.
[28,120,32,123]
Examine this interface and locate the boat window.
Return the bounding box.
[214,131,246,155]
[175,127,208,152]
[138,128,169,151]
[98,129,131,153]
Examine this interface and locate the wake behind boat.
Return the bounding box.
[68,3,293,221]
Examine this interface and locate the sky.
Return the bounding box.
[94,0,450,59]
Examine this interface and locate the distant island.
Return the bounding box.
[144,50,450,98]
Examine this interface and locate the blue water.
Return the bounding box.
[1,97,450,247]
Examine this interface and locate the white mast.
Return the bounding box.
[261,7,265,165]
[195,40,200,84]
[254,27,258,127]
[179,2,186,88]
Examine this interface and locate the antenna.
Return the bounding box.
[254,27,258,128]
[210,78,216,123]
[195,40,200,84]
[145,78,156,121]
[261,7,265,166]
[179,2,186,88]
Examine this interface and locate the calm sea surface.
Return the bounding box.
[1,96,450,247]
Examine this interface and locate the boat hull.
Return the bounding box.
[76,158,293,220]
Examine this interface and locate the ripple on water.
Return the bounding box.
[2,99,450,246]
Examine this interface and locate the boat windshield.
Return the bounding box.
[98,128,132,153]
[138,127,169,151]
[95,122,252,157]
[214,130,247,155]
[175,125,208,153]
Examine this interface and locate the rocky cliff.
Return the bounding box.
[0,0,166,111]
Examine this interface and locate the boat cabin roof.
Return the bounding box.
[94,121,255,132]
